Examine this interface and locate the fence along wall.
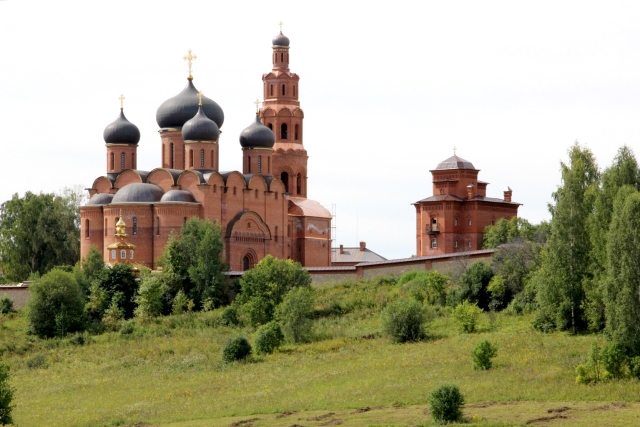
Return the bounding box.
[306,249,495,285]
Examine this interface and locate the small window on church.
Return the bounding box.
[268,123,273,131]
[468,219,472,226]
[120,250,126,259]
[110,152,114,171]
[282,84,285,95]
[121,153,125,170]
[133,217,137,235]
[189,150,194,168]
[184,217,187,224]
[454,218,458,226]
[213,184,217,194]
[294,124,299,140]
[130,250,134,259]
[455,240,458,248]
[111,250,116,259]
[270,84,273,96]
[211,151,214,168]
[85,219,89,238]
[281,123,288,139]
[247,156,251,173]
[469,240,472,248]
[170,143,175,168]
[431,238,437,249]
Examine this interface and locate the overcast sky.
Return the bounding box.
[1,1,640,259]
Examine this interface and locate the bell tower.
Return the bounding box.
[260,24,308,198]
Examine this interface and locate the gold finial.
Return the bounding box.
[254,98,261,113]
[279,21,284,32]
[197,91,203,106]
[453,147,457,156]
[115,211,128,238]
[119,94,125,110]
[183,49,197,80]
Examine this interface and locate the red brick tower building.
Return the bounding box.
[80,29,332,271]
[414,154,520,255]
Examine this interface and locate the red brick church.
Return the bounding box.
[414,154,520,255]
[80,30,332,271]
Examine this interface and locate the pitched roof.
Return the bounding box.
[332,247,387,264]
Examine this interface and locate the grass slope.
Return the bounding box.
[1,278,639,427]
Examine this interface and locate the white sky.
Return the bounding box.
[1,1,639,259]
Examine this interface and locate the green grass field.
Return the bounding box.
[2,278,640,427]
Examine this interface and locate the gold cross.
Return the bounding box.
[184,49,197,79]
[279,21,284,32]
[119,94,125,110]
[254,98,261,113]
[197,91,204,106]
[453,146,457,156]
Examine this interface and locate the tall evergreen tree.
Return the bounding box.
[585,146,640,331]
[604,187,640,353]
[536,143,599,333]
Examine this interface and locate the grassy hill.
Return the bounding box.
[2,277,640,427]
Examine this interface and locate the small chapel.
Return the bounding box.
[80,29,333,271]
[413,153,520,256]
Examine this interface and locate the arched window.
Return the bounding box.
[454,218,458,226]
[247,156,251,173]
[258,156,262,173]
[296,173,301,195]
[270,84,273,96]
[242,256,250,271]
[110,152,114,171]
[293,85,296,97]
[104,218,108,236]
[280,52,284,62]
[130,250,134,259]
[170,143,175,168]
[184,217,187,224]
[132,217,137,235]
[281,123,288,140]
[211,151,214,168]
[294,124,299,140]
[200,149,204,167]
[120,250,126,259]
[189,149,194,168]
[85,219,89,238]
[281,172,289,193]
[111,250,116,259]
[121,153,125,170]
[431,238,437,249]
[268,123,273,130]
[281,84,285,95]
[455,240,458,248]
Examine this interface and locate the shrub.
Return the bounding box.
[400,271,448,306]
[458,261,494,310]
[0,361,14,425]
[629,356,640,379]
[452,300,483,333]
[134,273,164,320]
[429,384,465,424]
[68,332,89,346]
[222,337,252,363]
[100,263,138,319]
[0,296,13,315]
[472,340,498,370]
[218,306,239,327]
[119,320,135,336]
[254,321,284,354]
[601,342,628,379]
[26,269,85,338]
[25,354,47,370]
[576,342,603,384]
[276,287,315,343]
[381,298,425,343]
[172,290,194,315]
[102,296,124,332]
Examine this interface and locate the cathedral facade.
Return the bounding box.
[414,155,520,255]
[80,31,332,271]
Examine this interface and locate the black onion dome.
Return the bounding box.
[103,110,140,145]
[182,105,220,141]
[160,190,197,203]
[272,31,290,47]
[239,113,275,149]
[435,155,476,170]
[112,183,164,203]
[86,193,114,205]
[156,80,224,129]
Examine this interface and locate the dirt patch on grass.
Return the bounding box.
[276,411,298,418]
[590,402,628,411]
[467,401,498,408]
[229,418,260,427]
[306,413,335,421]
[318,419,342,426]
[352,407,371,413]
[547,406,571,413]
[525,414,568,424]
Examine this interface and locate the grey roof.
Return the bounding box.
[272,31,290,46]
[156,79,224,129]
[332,247,387,264]
[415,194,520,205]
[86,193,114,206]
[239,113,276,149]
[103,110,140,145]
[435,155,476,170]
[182,105,220,142]
[160,189,197,203]
[111,183,164,203]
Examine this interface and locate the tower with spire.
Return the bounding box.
[260,24,308,197]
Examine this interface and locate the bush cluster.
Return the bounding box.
[381,298,425,343]
[222,337,252,363]
[253,322,284,354]
[452,301,483,333]
[429,384,464,424]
